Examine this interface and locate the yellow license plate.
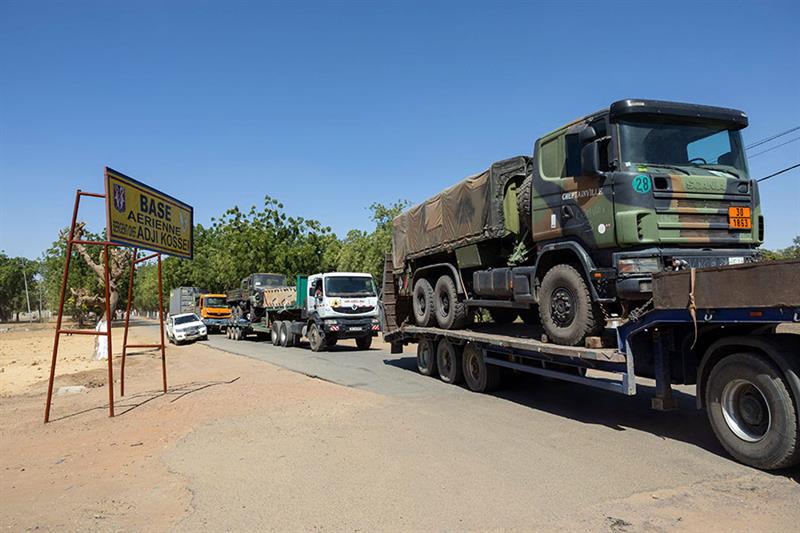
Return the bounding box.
[728,207,751,229]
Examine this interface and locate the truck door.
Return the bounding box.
[531,119,615,249]
[307,275,322,313]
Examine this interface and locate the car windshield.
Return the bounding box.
[253,274,286,288]
[174,314,200,325]
[324,276,376,297]
[205,297,227,307]
[619,119,749,179]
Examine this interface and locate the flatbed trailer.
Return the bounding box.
[382,259,800,470]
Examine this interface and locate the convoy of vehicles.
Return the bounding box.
[166,312,208,345]
[390,99,763,347]
[224,272,381,352]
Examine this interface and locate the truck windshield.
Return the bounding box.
[619,119,749,179]
[253,274,286,288]
[204,297,227,307]
[325,276,376,297]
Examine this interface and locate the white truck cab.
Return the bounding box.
[305,272,380,347]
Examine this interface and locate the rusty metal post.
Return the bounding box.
[157,253,167,393]
[44,190,82,423]
[120,248,137,396]
[104,244,115,417]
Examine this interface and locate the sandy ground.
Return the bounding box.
[1,322,799,532]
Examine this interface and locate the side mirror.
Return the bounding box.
[581,141,602,177]
[578,125,597,145]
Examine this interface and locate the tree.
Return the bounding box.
[762,235,800,261]
[0,252,38,322]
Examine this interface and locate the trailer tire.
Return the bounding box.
[538,264,601,346]
[434,275,468,330]
[489,308,517,325]
[416,338,437,376]
[413,278,436,327]
[271,321,281,346]
[279,322,292,347]
[462,342,500,393]
[436,339,463,384]
[705,352,800,470]
[517,174,532,233]
[356,335,372,350]
[308,324,326,352]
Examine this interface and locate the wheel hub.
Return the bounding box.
[721,379,771,443]
[550,287,575,327]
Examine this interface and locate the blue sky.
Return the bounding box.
[1,0,798,259]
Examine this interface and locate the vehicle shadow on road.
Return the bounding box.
[48,377,241,422]
[383,355,800,478]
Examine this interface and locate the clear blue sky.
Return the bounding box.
[1,0,798,260]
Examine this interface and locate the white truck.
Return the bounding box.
[225,272,381,351]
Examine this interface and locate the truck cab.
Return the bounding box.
[527,99,761,303]
[196,293,232,332]
[305,272,381,345]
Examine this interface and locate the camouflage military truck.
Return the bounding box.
[390,99,762,346]
[226,273,289,321]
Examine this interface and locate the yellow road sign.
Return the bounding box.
[105,167,193,259]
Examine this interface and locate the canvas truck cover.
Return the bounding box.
[392,156,529,270]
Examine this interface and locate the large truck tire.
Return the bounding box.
[279,322,292,347]
[436,339,464,384]
[488,308,517,325]
[413,278,436,327]
[271,321,281,346]
[538,264,602,346]
[705,352,800,470]
[308,323,326,352]
[462,342,500,393]
[434,275,468,330]
[356,335,372,350]
[416,338,437,376]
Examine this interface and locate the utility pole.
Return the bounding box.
[21,258,32,323]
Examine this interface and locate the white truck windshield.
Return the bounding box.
[325,277,376,297]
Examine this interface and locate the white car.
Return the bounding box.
[166,313,208,345]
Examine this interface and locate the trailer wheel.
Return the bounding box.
[705,352,800,470]
[462,342,500,393]
[434,275,468,329]
[279,322,292,347]
[271,321,281,346]
[517,174,532,233]
[538,264,601,346]
[436,339,463,384]
[413,278,436,327]
[489,308,517,325]
[308,324,326,352]
[416,338,437,376]
[356,335,372,350]
[235,327,244,341]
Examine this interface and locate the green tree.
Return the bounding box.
[762,235,800,261]
[0,253,38,322]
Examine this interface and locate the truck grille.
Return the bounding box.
[332,306,375,314]
[653,193,752,243]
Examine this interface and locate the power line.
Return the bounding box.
[757,163,800,182]
[746,125,800,150]
[748,136,800,158]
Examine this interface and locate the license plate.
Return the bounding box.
[728,207,751,229]
[349,326,363,331]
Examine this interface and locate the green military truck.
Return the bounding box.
[389,99,762,346]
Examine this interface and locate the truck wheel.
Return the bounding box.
[279,322,292,347]
[413,278,436,327]
[705,352,800,470]
[356,335,372,350]
[462,342,500,393]
[308,324,326,352]
[416,338,437,376]
[271,321,281,346]
[538,264,601,346]
[436,339,463,384]
[434,275,468,330]
[489,308,517,325]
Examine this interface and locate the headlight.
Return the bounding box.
[618,257,661,274]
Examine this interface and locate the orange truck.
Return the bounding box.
[169,287,232,333]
